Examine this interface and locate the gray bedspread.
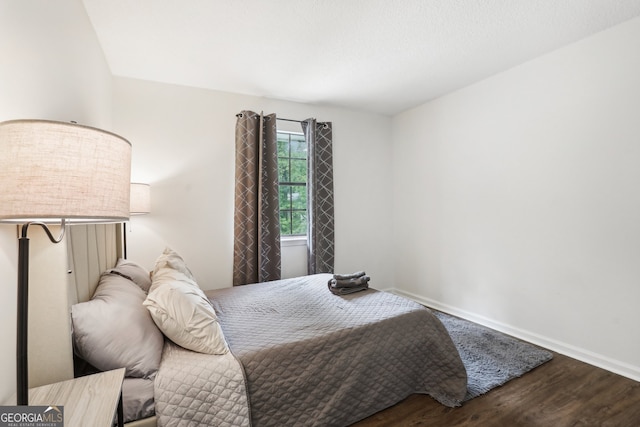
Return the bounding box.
[207,273,467,426]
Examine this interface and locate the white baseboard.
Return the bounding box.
[389,288,640,383]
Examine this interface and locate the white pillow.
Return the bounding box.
[152,247,195,281]
[144,263,229,355]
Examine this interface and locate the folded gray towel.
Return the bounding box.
[327,282,369,295]
[333,271,366,281]
[328,271,370,295]
[330,275,370,288]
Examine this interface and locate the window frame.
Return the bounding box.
[277,130,308,238]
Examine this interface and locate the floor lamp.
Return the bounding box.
[124,183,151,259]
[0,119,131,405]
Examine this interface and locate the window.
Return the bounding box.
[277,131,307,236]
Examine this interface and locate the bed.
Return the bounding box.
[67,227,467,426]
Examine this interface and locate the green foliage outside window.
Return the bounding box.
[277,132,307,236]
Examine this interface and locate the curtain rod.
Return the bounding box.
[276,117,304,124]
[277,117,329,129]
[236,112,328,127]
[236,112,304,121]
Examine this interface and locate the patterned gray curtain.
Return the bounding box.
[301,119,334,274]
[233,111,281,285]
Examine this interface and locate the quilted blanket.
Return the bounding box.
[154,341,251,426]
[207,274,467,427]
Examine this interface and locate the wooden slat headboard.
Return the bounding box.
[67,223,124,305]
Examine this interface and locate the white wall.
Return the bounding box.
[392,16,640,380]
[114,77,394,291]
[0,0,113,402]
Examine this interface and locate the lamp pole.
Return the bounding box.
[16,222,65,405]
[16,229,29,405]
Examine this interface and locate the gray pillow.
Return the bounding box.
[71,273,163,379]
[108,258,152,293]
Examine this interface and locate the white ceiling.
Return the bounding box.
[82,0,640,116]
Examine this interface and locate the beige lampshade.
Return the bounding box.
[0,119,132,223]
[130,183,151,215]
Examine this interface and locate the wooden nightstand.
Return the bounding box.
[7,368,125,427]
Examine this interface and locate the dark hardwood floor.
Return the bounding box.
[352,351,640,426]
